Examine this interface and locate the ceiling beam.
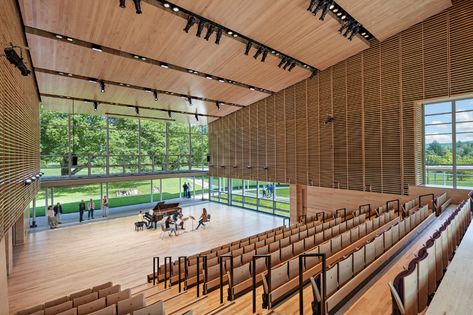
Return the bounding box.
[25,26,273,94]
[41,93,220,118]
[35,67,245,108]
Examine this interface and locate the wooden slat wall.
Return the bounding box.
[250,103,258,179]
[257,99,266,181]
[208,0,473,195]
[0,0,40,238]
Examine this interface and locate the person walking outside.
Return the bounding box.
[53,202,63,224]
[182,182,188,199]
[88,198,95,219]
[79,199,86,222]
[102,196,109,217]
[187,182,192,198]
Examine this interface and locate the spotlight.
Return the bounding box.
[119,0,126,8]
[93,101,98,111]
[88,78,97,83]
[204,25,215,41]
[288,61,296,72]
[187,96,193,105]
[133,0,142,14]
[3,47,31,76]
[99,80,105,93]
[253,46,264,60]
[55,34,63,39]
[245,41,253,55]
[261,49,269,62]
[278,56,287,68]
[218,78,224,83]
[232,34,238,38]
[31,176,37,181]
[153,90,159,101]
[25,179,32,185]
[307,0,317,12]
[348,23,361,41]
[35,174,40,179]
[66,38,73,42]
[310,69,319,79]
[216,101,221,110]
[215,28,223,44]
[195,112,199,121]
[173,7,179,12]
[183,16,196,33]
[135,106,139,115]
[160,63,169,68]
[206,75,213,80]
[249,87,256,91]
[227,31,233,35]
[283,58,292,70]
[168,110,172,118]
[91,44,103,52]
[196,20,205,37]
[164,3,170,8]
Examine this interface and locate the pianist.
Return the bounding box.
[144,209,155,228]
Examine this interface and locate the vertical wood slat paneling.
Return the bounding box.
[257,99,267,181]
[208,0,473,196]
[250,103,258,179]
[0,0,40,237]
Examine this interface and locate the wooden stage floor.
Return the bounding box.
[8,202,282,313]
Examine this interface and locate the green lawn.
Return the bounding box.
[33,178,208,217]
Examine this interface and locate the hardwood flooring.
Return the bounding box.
[7,202,282,313]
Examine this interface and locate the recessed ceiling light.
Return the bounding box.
[141,57,146,61]
[164,3,170,8]
[337,12,342,16]
[361,32,366,36]
[271,50,276,54]
[206,75,213,80]
[276,53,280,56]
[329,5,335,9]
[55,34,63,39]
[188,69,193,73]
[91,44,103,52]
[59,72,64,75]
[119,83,124,86]
[173,7,179,12]
[227,31,233,35]
[66,37,73,42]
[133,55,139,59]
[333,9,338,13]
[341,15,346,20]
[67,73,73,76]
[249,87,255,91]
[218,78,224,83]
[233,34,238,38]
[160,63,169,68]
[126,84,130,87]
[193,71,198,74]
[88,78,97,83]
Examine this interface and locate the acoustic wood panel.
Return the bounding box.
[249,103,258,179]
[209,0,471,195]
[257,99,267,181]
[285,86,296,184]
[0,0,40,238]
[337,0,452,41]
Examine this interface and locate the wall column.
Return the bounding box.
[290,184,306,224]
[0,236,9,315]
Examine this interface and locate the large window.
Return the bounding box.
[424,98,473,188]
[209,177,290,217]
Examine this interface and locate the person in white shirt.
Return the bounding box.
[137,210,148,228]
[47,206,57,229]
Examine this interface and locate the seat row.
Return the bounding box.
[435,192,451,214]
[15,282,166,315]
[261,209,400,309]
[389,199,471,315]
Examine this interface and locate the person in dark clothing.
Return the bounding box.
[53,202,63,224]
[183,182,188,198]
[79,200,86,222]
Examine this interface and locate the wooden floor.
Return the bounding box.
[7,202,282,313]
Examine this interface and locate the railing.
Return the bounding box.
[219,254,233,303]
[163,256,172,289]
[40,153,208,177]
[358,204,371,217]
[386,199,400,216]
[178,256,188,293]
[196,255,208,298]
[299,253,327,315]
[335,208,347,219]
[152,256,160,286]
[419,193,436,215]
[253,254,271,313]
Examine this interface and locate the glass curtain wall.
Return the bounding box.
[40,107,208,176]
[209,177,290,217]
[424,98,473,188]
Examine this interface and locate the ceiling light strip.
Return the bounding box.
[25,26,272,94]
[34,67,245,108]
[40,93,220,118]
[144,0,319,74]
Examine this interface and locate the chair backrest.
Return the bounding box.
[92,282,113,292]
[15,304,44,315]
[88,305,117,315]
[73,292,98,307]
[44,301,73,315]
[44,296,69,309]
[132,300,164,315]
[99,285,121,299]
[28,311,45,315]
[70,289,92,300]
[57,308,78,315]
[107,289,131,306]
[117,294,145,315]
[77,297,106,315]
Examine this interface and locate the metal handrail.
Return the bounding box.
[163,256,172,289]
[419,193,436,215]
[283,217,290,227]
[152,256,160,286]
[359,204,371,217]
[315,211,326,222]
[252,254,271,313]
[298,253,327,315]
[335,208,347,219]
[386,199,400,215]
[178,256,188,293]
[219,254,233,303]
[196,255,208,298]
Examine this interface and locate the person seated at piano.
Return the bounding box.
[165,215,178,236]
[137,210,148,228]
[196,208,208,230]
[144,209,155,229]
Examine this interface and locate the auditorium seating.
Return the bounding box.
[389,199,471,315]
[14,282,167,315]
[434,192,452,215]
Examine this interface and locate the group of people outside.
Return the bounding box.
[182,182,192,198]
[47,196,110,229]
[261,184,275,198]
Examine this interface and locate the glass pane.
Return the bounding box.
[108,180,151,208]
[455,110,473,122]
[425,124,451,135]
[424,166,454,188]
[456,168,473,189]
[425,137,453,165]
[424,102,452,115]
[456,122,473,133]
[456,99,473,112]
[456,135,473,165]
[425,114,452,125]
[162,178,181,201]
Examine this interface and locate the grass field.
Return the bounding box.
[33,178,207,216]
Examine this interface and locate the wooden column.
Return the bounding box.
[290,184,307,223]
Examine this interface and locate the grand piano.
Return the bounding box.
[149,201,182,229]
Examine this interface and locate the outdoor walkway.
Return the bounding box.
[31,196,208,233]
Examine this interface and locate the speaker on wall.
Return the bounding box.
[207,155,211,162]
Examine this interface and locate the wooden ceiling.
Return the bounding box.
[19,0,452,124]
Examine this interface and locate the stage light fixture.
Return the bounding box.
[245,41,253,55]
[204,25,215,41]
[216,101,221,110]
[278,56,287,68]
[253,46,264,60]
[168,111,172,118]
[55,34,63,39]
[31,176,36,181]
[261,49,269,62]
[288,61,296,72]
[3,46,31,76]
[93,101,98,111]
[100,80,105,93]
[25,179,32,186]
[119,0,126,8]
[283,58,292,70]
[153,90,159,101]
[249,87,256,91]
[184,16,196,33]
[160,63,169,68]
[88,78,97,83]
[195,112,199,121]
[196,20,205,37]
[133,0,142,14]
[91,44,103,52]
[135,106,140,115]
[215,28,223,44]
[164,3,170,8]
[227,31,233,35]
[187,97,193,105]
[173,7,179,12]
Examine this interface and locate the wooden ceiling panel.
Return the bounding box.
[19,0,309,92]
[41,96,209,124]
[35,72,239,117]
[172,0,370,69]
[26,34,269,106]
[336,0,452,41]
